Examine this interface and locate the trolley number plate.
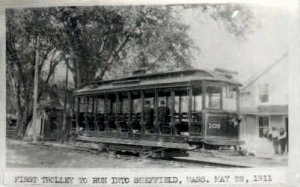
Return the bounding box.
[208,123,220,129]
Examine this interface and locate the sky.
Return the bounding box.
[181,4,290,83]
[54,4,291,84]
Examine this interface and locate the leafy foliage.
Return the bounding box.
[183,4,254,38]
[6,4,254,138]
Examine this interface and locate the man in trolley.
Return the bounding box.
[144,100,154,133]
[158,100,171,134]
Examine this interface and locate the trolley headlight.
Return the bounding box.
[231,117,241,127]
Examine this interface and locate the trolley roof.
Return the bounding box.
[74,69,241,96]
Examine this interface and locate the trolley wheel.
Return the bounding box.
[139,149,153,159]
[203,143,211,150]
[97,143,105,152]
[105,146,117,158]
[203,144,220,150]
[105,145,112,153]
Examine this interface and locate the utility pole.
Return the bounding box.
[29,28,65,142]
[32,36,40,143]
[61,57,69,143]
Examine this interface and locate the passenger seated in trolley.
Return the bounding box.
[144,100,154,133]
[158,100,171,134]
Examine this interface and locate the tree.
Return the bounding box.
[45,6,195,87]
[183,4,255,38]
[105,5,196,78]
[6,8,64,138]
[52,5,254,82]
[6,4,254,139]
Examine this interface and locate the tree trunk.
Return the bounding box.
[15,107,23,139]
[14,69,24,139]
[61,63,69,143]
[23,106,32,137]
[76,60,81,89]
[16,94,32,139]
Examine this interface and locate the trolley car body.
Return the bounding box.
[72,69,243,157]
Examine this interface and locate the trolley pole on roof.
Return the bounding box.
[32,36,40,143]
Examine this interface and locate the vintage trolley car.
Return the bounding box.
[72,69,243,157]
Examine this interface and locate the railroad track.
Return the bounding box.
[33,141,251,168]
[164,157,250,168]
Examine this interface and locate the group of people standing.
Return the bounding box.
[264,127,288,155]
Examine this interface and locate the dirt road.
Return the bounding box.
[6,139,210,168]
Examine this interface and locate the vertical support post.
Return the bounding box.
[84,96,89,131]
[202,81,206,110]
[188,85,193,134]
[120,95,123,114]
[170,89,175,135]
[154,89,160,134]
[236,86,241,140]
[115,92,121,131]
[128,91,132,131]
[179,95,182,123]
[193,95,196,112]
[104,94,108,131]
[202,81,207,137]
[220,85,223,110]
[129,92,133,117]
[208,93,212,108]
[110,96,113,114]
[91,96,95,131]
[72,96,75,132]
[94,95,98,131]
[41,116,44,141]
[255,115,259,139]
[91,96,95,112]
[32,36,40,143]
[140,90,145,133]
[76,97,80,131]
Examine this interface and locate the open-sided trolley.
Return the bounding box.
[72,69,243,157]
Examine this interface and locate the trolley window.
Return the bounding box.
[192,87,203,112]
[79,96,92,113]
[205,86,221,109]
[120,93,130,113]
[96,97,105,113]
[222,85,237,111]
[132,91,142,113]
[174,88,189,113]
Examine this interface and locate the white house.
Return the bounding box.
[240,53,288,152]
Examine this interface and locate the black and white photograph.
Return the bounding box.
[2,0,299,185]
[5,2,290,167]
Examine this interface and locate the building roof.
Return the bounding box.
[258,105,288,114]
[74,69,241,96]
[242,105,288,115]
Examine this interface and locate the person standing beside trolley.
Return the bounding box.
[278,128,287,154]
[270,127,279,154]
